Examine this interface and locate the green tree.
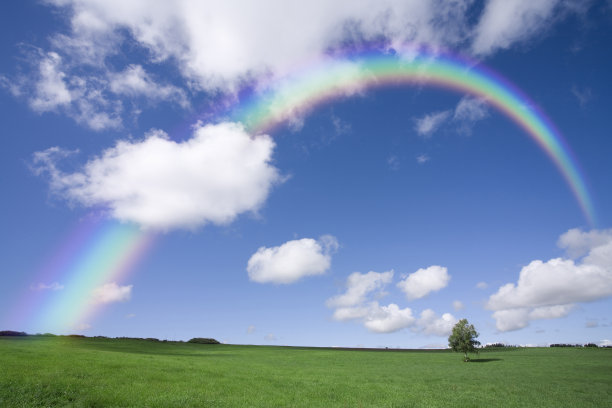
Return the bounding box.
[448,318,480,362]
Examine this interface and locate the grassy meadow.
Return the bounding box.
[0,336,610,407]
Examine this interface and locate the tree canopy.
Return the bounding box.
[448,319,480,361]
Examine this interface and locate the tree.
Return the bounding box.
[448,318,480,362]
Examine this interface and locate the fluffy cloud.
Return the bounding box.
[471,0,587,55]
[327,270,393,308]
[417,309,457,336]
[4,1,590,129]
[91,282,132,304]
[397,265,450,300]
[327,269,454,335]
[32,122,281,230]
[487,229,612,331]
[247,235,338,284]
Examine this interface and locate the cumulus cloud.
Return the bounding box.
[327,269,454,335]
[327,270,393,308]
[414,110,451,137]
[397,265,450,300]
[91,282,132,304]
[247,235,338,284]
[487,228,612,331]
[4,1,590,128]
[417,309,457,336]
[32,122,281,230]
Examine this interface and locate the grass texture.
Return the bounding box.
[1,336,610,407]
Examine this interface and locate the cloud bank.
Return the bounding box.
[2,1,592,129]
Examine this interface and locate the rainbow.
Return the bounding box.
[11,218,154,334]
[233,51,596,226]
[12,49,596,334]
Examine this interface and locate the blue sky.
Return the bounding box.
[1,0,612,348]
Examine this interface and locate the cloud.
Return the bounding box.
[452,300,464,311]
[471,0,587,55]
[453,97,489,122]
[32,122,281,230]
[108,64,189,107]
[414,110,451,137]
[487,228,612,331]
[327,270,393,308]
[5,1,589,128]
[264,333,277,341]
[247,325,256,334]
[476,281,488,289]
[417,309,457,336]
[397,265,450,300]
[387,155,400,171]
[30,282,64,291]
[571,85,593,108]
[327,269,454,335]
[125,313,136,319]
[91,282,132,304]
[247,235,338,284]
[416,154,430,164]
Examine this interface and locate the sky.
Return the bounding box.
[1,0,611,348]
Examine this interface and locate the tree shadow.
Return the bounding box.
[470,358,502,363]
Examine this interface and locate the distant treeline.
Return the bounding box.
[482,342,611,349]
[0,330,220,344]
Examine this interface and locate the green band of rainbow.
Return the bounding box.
[233,54,596,226]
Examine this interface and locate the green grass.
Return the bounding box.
[1,336,611,407]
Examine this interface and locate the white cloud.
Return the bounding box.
[476,281,488,289]
[327,270,453,335]
[397,265,450,300]
[247,325,256,334]
[5,1,589,128]
[417,309,457,336]
[30,282,64,291]
[363,303,416,333]
[76,322,92,331]
[125,313,136,319]
[264,333,277,341]
[452,300,464,311]
[247,235,338,284]
[453,97,489,122]
[557,228,612,259]
[600,339,612,347]
[471,0,587,55]
[91,282,133,304]
[487,228,612,331]
[327,270,393,308]
[108,64,188,107]
[32,122,281,230]
[29,52,72,112]
[414,110,451,137]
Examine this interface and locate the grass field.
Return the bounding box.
[1,336,610,407]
